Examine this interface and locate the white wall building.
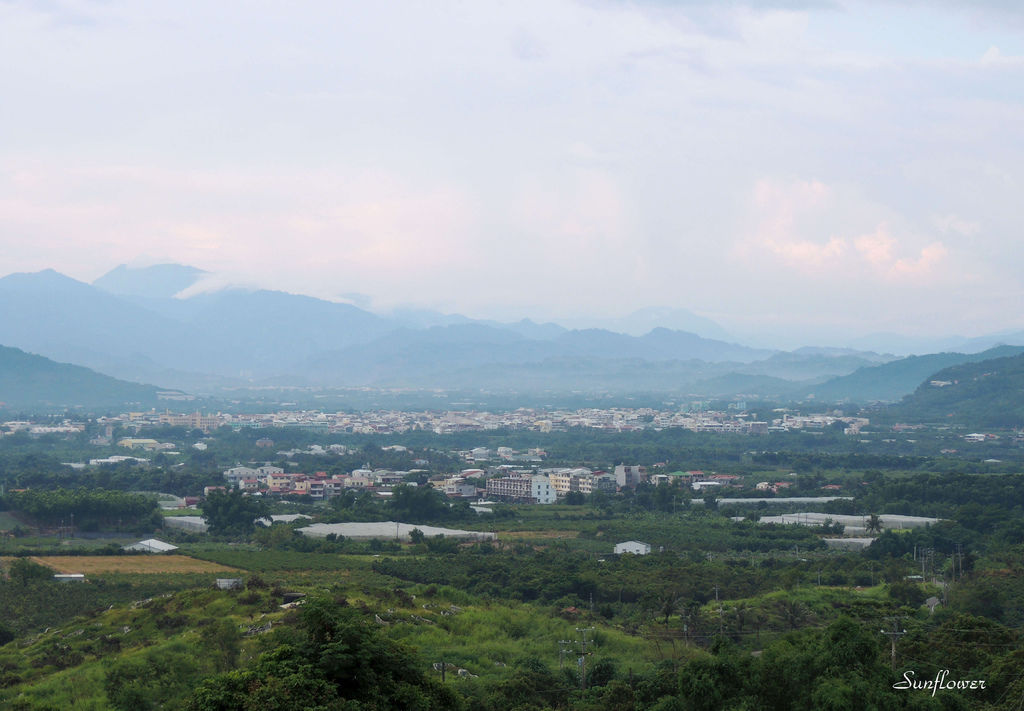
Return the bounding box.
[531,475,556,504]
[614,541,651,555]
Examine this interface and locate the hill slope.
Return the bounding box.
[0,345,168,409]
[802,345,1024,402]
[887,352,1024,427]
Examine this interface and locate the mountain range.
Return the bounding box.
[1,264,1021,405]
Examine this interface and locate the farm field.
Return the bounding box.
[30,555,241,574]
[497,529,579,540]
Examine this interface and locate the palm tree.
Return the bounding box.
[659,592,680,625]
[733,601,751,635]
[776,599,812,630]
[865,513,883,535]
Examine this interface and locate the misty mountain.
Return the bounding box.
[844,331,1024,357]
[0,269,200,371]
[93,263,207,298]
[886,351,1024,427]
[302,324,775,385]
[0,344,168,410]
[388,309,567,340]
[563,307,732,340]
[0,265,984,398]
[688,373,802,399]
[801,345,1024,403]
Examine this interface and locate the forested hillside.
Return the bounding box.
[0,345,167,409]
[888,352,1024,426]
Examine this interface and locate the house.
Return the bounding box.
[443,477,478,499]
[223,466,258,484]
[117,438,161,451]
[614,541,651,555]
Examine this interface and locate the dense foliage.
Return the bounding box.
[185,597,461,711]
[1,488,160,532]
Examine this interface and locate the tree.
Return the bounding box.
[865,514,883,535]
[200,489,268,536]
[7,557,52,585]
[186,597,461,710]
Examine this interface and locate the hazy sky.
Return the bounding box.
[2,0,1023,343]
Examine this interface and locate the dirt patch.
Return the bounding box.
[497,530,579,540]
[30,555,242,574]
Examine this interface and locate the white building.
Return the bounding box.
[614,464,648,488]
[123,538,179,553]
[692,480,723,492]
[223,466,258,483]
[614,541,651,555]
[531,475,556,504]
[443,477,478,498]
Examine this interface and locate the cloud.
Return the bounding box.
[740,178,949,282]
[933,213,981,237]
[0,0,1022,336]
[853,226,948,279]
[979,46,1024,68]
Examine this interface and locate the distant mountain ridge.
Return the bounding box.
[0,345,168,410]
[93,263,207,298]
[0,264,973,398]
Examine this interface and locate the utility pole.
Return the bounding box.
[880,619,906,670]
[558,640,573,670]
[575,627,595,691]
[714,586,723,636]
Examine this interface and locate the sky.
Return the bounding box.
[2,0,1023,346]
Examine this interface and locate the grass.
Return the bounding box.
[187,548,375,573]
[0,511,24,531]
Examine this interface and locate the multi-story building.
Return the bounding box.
[576,473,615,495]
[486,474,555,504]
[614,464,648,489]
[443,477,478,498]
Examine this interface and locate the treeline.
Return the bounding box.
[373,546,836,610]
[855,473,1024,519]
[1,488,161,532]
[324,485,487,525]
[752,450,932,471]
[0,451,222,497]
